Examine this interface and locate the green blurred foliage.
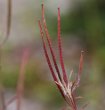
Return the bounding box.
[47,0,105,51]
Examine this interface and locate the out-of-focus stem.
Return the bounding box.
[16,49,29,110]
[0,86,6,110]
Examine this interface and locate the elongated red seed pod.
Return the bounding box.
[38,21,58,82]
[41,4,62,82]
[38,21,65,98]
[58,8,68,84]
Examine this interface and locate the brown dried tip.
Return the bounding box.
[77,51,84,83]
[79,51,84,74]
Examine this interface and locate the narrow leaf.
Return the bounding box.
[73,51,84,91]
[78,51,84,76]
[77,51,84,85]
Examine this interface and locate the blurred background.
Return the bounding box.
[0,0,105,110]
